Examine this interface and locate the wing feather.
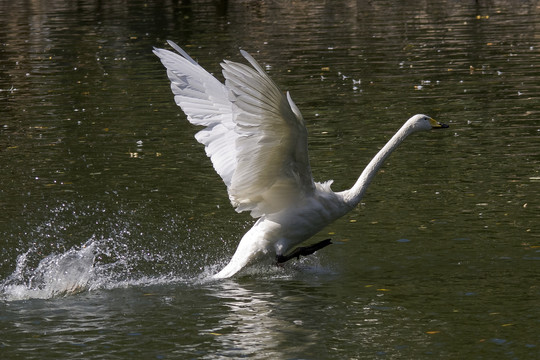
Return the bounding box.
[153,45,237,186]
[154,42,315,217]
[222,54,315,216]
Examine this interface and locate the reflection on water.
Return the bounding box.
[205,281,305,358]
[201,278,440,359]
[1,0,539,358]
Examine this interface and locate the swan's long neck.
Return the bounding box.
[341,122,415,207]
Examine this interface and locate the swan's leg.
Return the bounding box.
[276,239,332,264]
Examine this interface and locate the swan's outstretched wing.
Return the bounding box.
[154,41,315,217]
[153,41,237,188]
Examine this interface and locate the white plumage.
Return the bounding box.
[153,41,448,278]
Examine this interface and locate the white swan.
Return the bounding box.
[153,41,448,278]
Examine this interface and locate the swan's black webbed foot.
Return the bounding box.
[276,239,332,264]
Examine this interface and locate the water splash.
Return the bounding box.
[0,236,330,301]
[0,198,230,301]
[0,199,332,301]
[1,241,97,300]
[0,237,201,301]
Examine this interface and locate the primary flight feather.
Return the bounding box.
[153,41,448,278]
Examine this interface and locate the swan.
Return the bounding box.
[153,41,448,278]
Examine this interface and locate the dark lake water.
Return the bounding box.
[1,0,539,358]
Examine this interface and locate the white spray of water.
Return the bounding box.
[1,241,97,300]
[0,238,222,301]
[0,216,329,301]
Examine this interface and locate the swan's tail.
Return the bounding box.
[213,247,263,278]
[212,259,245,279]
[212,225,269,279]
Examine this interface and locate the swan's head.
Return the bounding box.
[407,114,449,132]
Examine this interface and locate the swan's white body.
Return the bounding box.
[153,41,448,278]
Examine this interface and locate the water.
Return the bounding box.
[1,0,539,358]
